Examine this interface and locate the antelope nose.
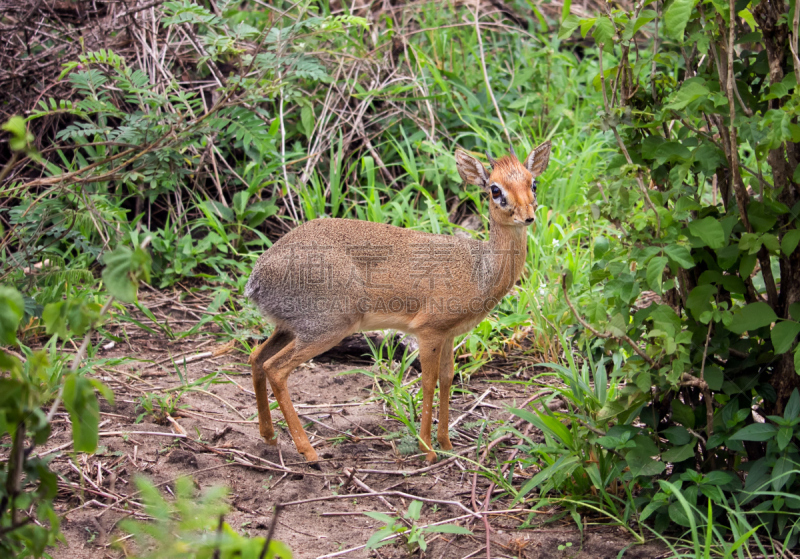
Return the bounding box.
[525,217,534,224]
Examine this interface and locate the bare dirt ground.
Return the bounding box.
[36,291,665,559]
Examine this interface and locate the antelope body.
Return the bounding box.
[246,141,551,462]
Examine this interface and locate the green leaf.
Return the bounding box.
[407,500,422,521]
[777,427,793,451]
[729,302,778,334]
[594,235,610,258]
[102,246,152,303]
[747,201,779,233]
[42,302,67,338]
[665,79,710,110]
[728,423,778,442]
[558,15,582,39]
[646,256,668,294]
[0,286,24,346]
[2,115,26,138]
[664,0,698,41]
[686,284,716,321]
[782,229,800,256]
[795,344,800,374]
[671,400,695,429]
[662,443,695,463]
[62,374,100,453]
[626,453,666,477]
[664,245,695,268]
[772,456,792,492]
[592,16,615,47]
[365,527,395,549]
[301,105,314,138]
[688,217,725,249]
[785,389,800,421]
[772,321,800,354]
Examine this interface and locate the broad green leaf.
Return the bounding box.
[771,321,800,354]
[558,15,582,39]
[664,0,698,41]
[62,374,100,453]
[579,17,597,38]
[646,256,668,294]
[301,105,314,138]
[782,229,800,256]
[686,284,716,321]
[705,366,724,391]
[664,244,695,268]
[592,16,615,47]
[0,286,24,346]
[672,400,695,429]
[777,427,793,451]
[406,500,422,521]
[102,246,152,303]
[688,217,725,249]
[594,235,610,258]
[365,527,395,549]
[728,423,778,442]
[795,344,800,374]
[2,115,26,138]
[785,389,800,421]
[626,453,666,477]
[729,302,778,334]
[748,201,779,232]
[772,456,793,492]
[665,79,710,110]
[662,443,695,463]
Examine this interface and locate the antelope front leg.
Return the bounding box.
[436,337,455,451]
[418,336,445,462]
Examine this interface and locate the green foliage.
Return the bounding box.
[117,477,291,558]
[542,0,800,547]
[364,500,470,553]
[0,282,110,557]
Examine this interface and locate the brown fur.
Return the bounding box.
[245,142,552,462]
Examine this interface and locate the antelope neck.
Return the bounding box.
[484,217,528,299]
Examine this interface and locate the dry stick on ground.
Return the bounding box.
[282,489,479,518]
[313,510,524,559]
[342,468,412,528]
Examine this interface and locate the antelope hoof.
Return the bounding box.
[262,434,278,446]
[437,437,453,451]
[302,448,320,462]
[425,450,437,463]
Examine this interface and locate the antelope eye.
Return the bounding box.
[490,185,501,198]
[531,179,538,193]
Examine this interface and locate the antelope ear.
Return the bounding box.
[524,141,551,177]
[455,149,490,188]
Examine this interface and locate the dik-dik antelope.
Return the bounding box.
[246,141,551,462]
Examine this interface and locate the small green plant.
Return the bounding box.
[364,500,471,554]
[117,476,291,558]
[135,391,184,424]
